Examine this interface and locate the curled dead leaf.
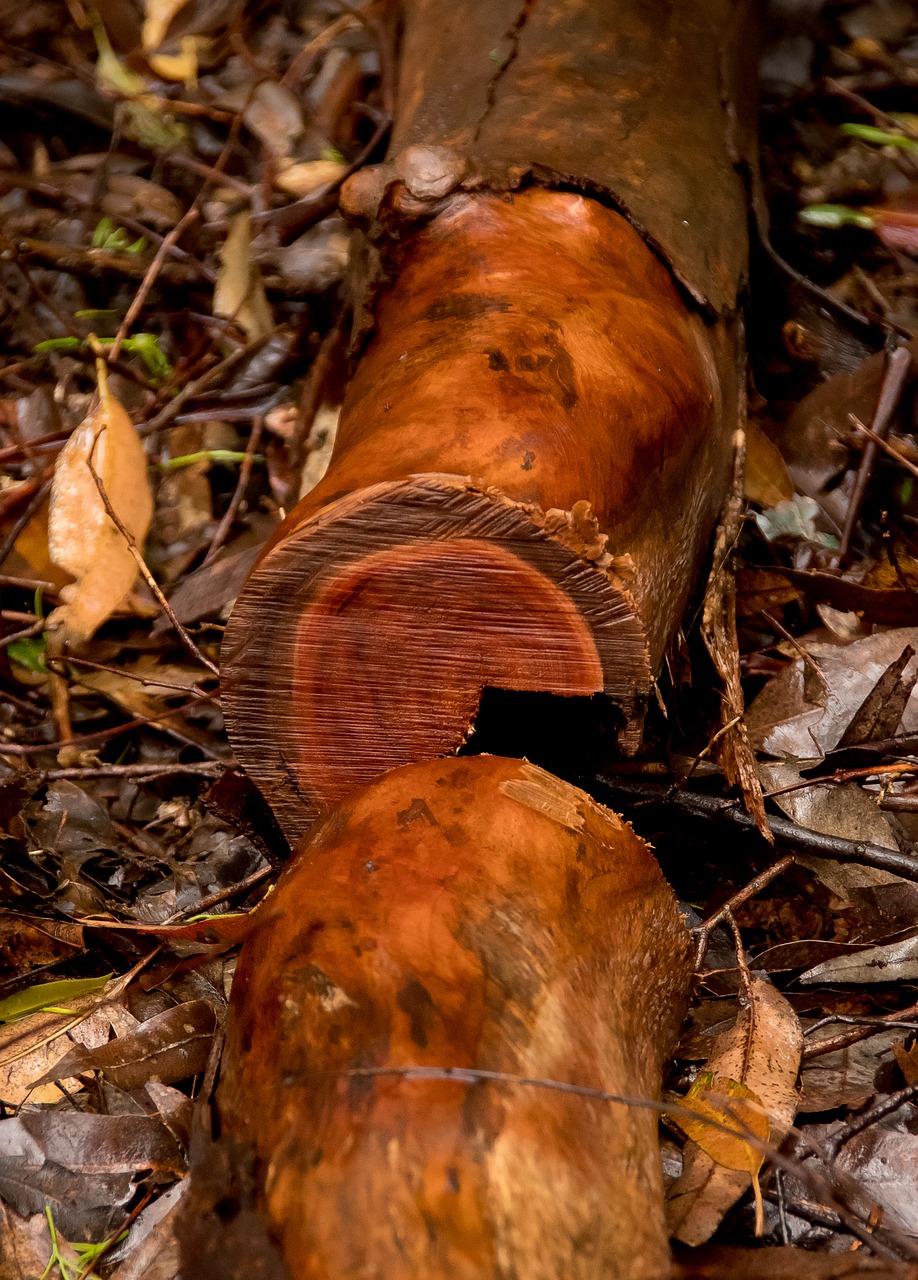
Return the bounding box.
[213,210,274,342]
[47,357,153,646]
[667,977,803,1247]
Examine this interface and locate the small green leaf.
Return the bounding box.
[798,203,875,230]
[840,122,918,151]
[34,337,82,353]
[8,634,48,674]
[121,332,170,378]
[0,973,112,1025]
[320,144,345,164]
[160,449,264,470]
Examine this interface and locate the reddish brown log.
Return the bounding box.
[183,755,694,1279]
[221,0,758,838]
[222,187,741,837]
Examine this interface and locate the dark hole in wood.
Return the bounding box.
[460,687,624,782]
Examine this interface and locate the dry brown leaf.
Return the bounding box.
[275,159,347,198]
[213,210,274,342]
[47,357,153,646]
[142,0,203,81]
[666,977,802,1247]
[745,421,795,508]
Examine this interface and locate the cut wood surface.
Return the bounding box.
[181,755,694,1279]
[221,0,758,839]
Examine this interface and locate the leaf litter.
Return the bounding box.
[1,1,918,1277]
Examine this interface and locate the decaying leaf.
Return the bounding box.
[799,932,918,985]
[143,0,203,81]
[213,211,274,342]
[747,628,918,762]
[47,356,154,646]
[38,998,218,1091]
[666,977,803,1246]
[0,1111,184,1241]
[745,421,795,508]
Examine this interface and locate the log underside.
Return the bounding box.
[182,756,695,1280]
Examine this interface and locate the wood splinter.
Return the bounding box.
[182,755,694,1280]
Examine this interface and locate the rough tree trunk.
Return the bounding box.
[182,756,694,1279]
[220,0,759,840]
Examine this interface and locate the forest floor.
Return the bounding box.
[1,1,918,1276]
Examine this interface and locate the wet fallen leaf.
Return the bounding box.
[0,1111,184,1240]
[667,977,802,1246]
[47,356,154,646]
[799,932,918,985]
[799,1027,904,1113]
[38,998,218,1091]
[213,210,274,342]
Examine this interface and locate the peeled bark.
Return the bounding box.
[182,755,694,1280]
[220,0,758,840]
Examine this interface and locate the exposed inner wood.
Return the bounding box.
[183,756,695,1280]
[222,191,733,838]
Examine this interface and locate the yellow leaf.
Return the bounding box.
[142,0,190,51]
[745,421,795,508]
[674,1072,769,1174]
[47,356,153,646]
[666,977,803,1247]
[213,211,274,342]
[275,159,347,198]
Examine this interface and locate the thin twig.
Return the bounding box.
[824,1084,918,1160]
[594,775,918,884]
[694,856,796,969]
[803,1001,918,1060]
[837,346,913,562]
[84,443,219,675]
[852,415,918,482]
[39,761,223,781]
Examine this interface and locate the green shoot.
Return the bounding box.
[840,122,918,151]
[798,203,875,230]
[160,449,264,470]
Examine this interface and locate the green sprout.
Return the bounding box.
[160,449,264,470]
[33,333,172,384]
[840,121,918,151]
[798,202,876,230]
[91,216,146,255]
[40,1207,126,1280]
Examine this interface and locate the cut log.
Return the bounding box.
[181,755,694,1280]
[220,0,758,840]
